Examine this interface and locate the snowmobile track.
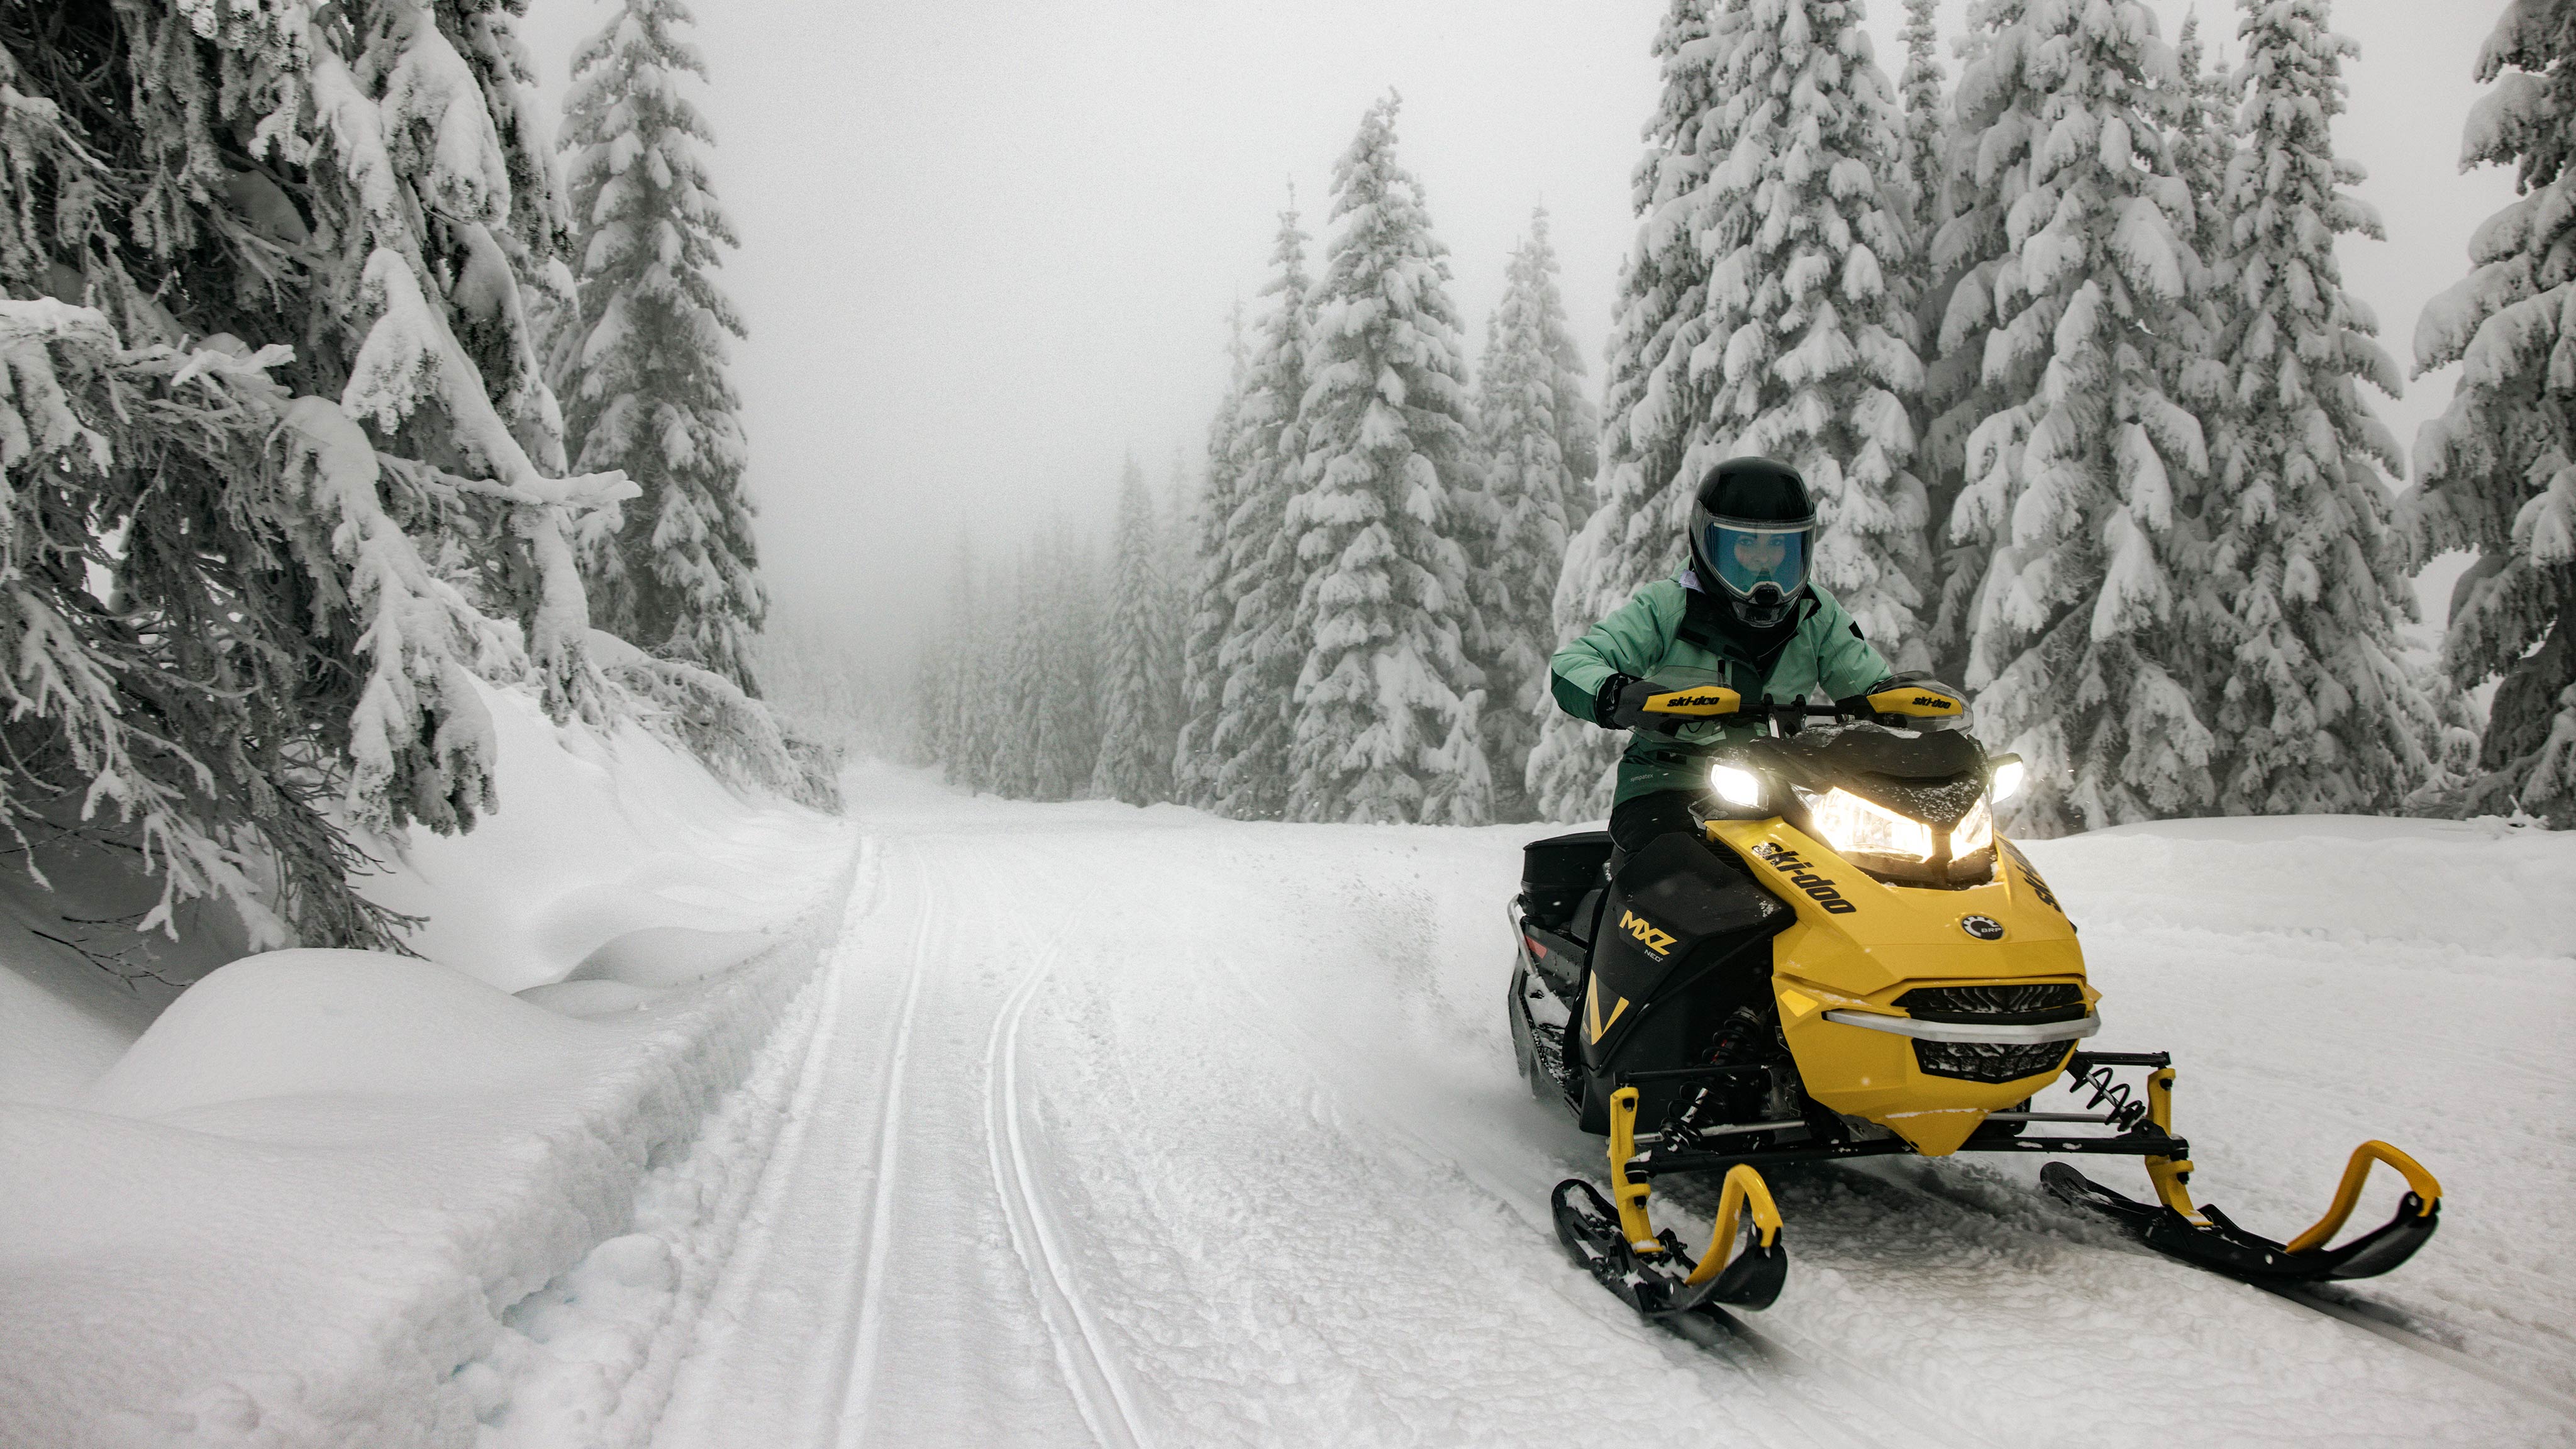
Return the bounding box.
[983,933,1152,1449]
[828,843,940,1446]
[2257,1281,2576,1418]
[1835,1157,2576,1419]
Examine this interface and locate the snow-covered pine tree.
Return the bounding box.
[1528,0,1723,821]
[2172,12,2238,274]
[1478,209,1599,823]
[1936,0,2221,833]
[1153,449,1196,786]
[1092,456,1176,803]
[556,0,765,691]
[2203,0,2447,813]
[1897,0,1989,680]
[0,0,630,950]
[1211,201,1316,821]
[2408,0,2576,823]
[918,533,977,784]
[1034,539,1106,801]
[1682,0,1930,663]
[1284,96,1492,825]
[1174,313,1248,808]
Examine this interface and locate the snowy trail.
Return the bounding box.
[648,772,2573,1448]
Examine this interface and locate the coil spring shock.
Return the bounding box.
[2067,1062,2151,1131]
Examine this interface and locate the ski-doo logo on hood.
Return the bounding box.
[1619,909,1677,957]
[1748,841,1858,915]
[1959,914,2006,941]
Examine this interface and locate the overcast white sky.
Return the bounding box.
[514,0,2514,669]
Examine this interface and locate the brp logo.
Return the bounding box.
[1959,914,2006,941]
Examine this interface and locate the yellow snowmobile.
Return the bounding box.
[1506,680,2443,1323]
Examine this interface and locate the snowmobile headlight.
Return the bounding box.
[1990,757,2027,803]
[1710,762,1764,809]
[1951,792,1994,856]
[1794,786,1933,862]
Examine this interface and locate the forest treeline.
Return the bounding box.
[919,0,2576,832]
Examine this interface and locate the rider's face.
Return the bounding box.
[1732,532,1788,576]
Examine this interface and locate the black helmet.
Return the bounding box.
[1689,457,1817,630]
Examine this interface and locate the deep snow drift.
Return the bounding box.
[4,760,2570,1447]
[0,687,854,1446]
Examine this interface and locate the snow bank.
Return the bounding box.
[0,684,857,1447]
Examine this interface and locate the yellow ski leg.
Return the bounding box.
[2140,1066,2207,1223]
[1606,1087,1663,1255]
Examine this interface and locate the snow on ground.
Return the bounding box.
[0,686,855,1448]
[7,756,2572,1446]
[646,772,2574,1448]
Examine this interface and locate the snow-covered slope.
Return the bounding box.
[0,688,854,1447]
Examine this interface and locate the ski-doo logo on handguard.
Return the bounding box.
[1619,909,1677,957]
[1748,841,1859,915]
[1664,694,1724,709]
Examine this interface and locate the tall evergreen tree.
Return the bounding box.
[1529,0,1723,821]
[1284,96,1491,824]
[1093,456,1176,803]
[1687,0,1929,662]
[1479,210,1598,823]
[2205,0,2446,813]
[1898,0,1987,679]
[1035,542,1106,801]
[0,0,629,948]
[1174,309,1249,808]
[1211,201,1316,821]
[2172,13,2238,271]
[1936,0,2221,833]
[2409,0,2576,823]
[557,0,765,691]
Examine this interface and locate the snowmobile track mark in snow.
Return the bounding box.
[984,935,1152,1449]
[831,845,940,1446]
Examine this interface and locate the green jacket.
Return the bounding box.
[1549,572,1891,806]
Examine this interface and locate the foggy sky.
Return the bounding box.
[513,0,2515,677]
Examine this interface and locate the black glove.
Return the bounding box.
[1833,680,1889,719]
[1598,674,1685,734]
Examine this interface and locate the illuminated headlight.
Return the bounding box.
[1794,786,1933,862]
[1951,792,1993,855]
[1710,762,1764,809]
[1991,758,2027,803]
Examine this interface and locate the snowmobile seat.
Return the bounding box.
[1521,830,1614,935]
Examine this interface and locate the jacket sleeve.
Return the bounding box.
[1804,587,1893,701]
[1549,586,1673,722]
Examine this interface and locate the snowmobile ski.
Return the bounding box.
[2042,1141,2442,1284]
[1553,1087,1787,1316]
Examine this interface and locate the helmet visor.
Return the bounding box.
[1705,520,1811,601]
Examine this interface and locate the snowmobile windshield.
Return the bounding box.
[1705,519,1812,602]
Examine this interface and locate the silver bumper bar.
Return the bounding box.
[1822,1008,2100,1045]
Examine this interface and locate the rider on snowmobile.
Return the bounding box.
[1548,457,1901,858]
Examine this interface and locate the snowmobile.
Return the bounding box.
[1507,679,2443,1325]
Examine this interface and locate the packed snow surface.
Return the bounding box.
[6,763,2572,1446]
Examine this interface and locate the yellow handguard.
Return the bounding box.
[2284,1141,2443,1255]
[1862,682,1967,718]
[1641,685,1743,718]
